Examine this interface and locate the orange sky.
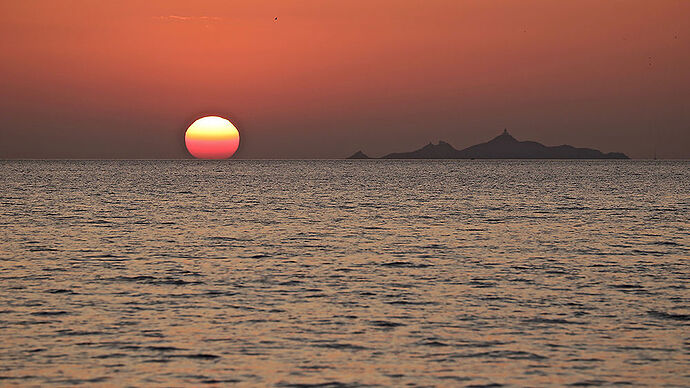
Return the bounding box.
[0,0,688,158]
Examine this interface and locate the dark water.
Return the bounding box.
[1,160,688,387]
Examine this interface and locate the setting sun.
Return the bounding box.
[184,116,240,159]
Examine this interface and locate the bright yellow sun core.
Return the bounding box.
[184,116,240,159]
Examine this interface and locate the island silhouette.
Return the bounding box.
[348,129,629,159]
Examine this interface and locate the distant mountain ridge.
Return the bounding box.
[348,130,628,159]
[347,150,371,159]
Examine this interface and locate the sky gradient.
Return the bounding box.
[1,0,688,159]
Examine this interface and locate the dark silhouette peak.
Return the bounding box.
[347,150,370,159]
[422,140,453,149]
[489,128,518,144]
[382,139,459,159]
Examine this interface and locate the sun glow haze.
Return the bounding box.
[185,116,240,159]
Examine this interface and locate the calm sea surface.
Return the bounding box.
[1,160,688,387]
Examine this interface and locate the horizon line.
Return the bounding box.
[2,158,688,161]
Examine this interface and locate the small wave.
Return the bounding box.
[46,289,76,294]
[11,320,53,325]
[468,281,497,288]
[277,381,358,388]
[204,290,238,296]
[299,365,332,371]
[279,280,303,286]
[227,304,257,311]
[651,241,679,246]
[611,284,644,289]
[313,343,367,351]
[648,310,690,321]
[147,346,185,352]
[156,278,204,285]
[170,353,221,360]
[436,375,471,382]
[207,236,240,241]
[455,350,546,360]
[568,380,607,386]
[56,330,105,336]
[631,249,665,255]
[112,275,156,282]
[82,253,127,261]
[369,320,405,328]
[49,377,110,384]
[507,277,533,283]
[28,247,59,252]
[526,317,582,325]
[86,219,112,224]
[380,261,432,268]
[417,339,449,347]
[93,353,128,359]
[110,275,202,285]
[386,300,438,306]
[30,311,69,316]
[199,378,243,384]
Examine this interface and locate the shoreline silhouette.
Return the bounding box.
[348,129,629,159]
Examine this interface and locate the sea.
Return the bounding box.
[0,160,688,387]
